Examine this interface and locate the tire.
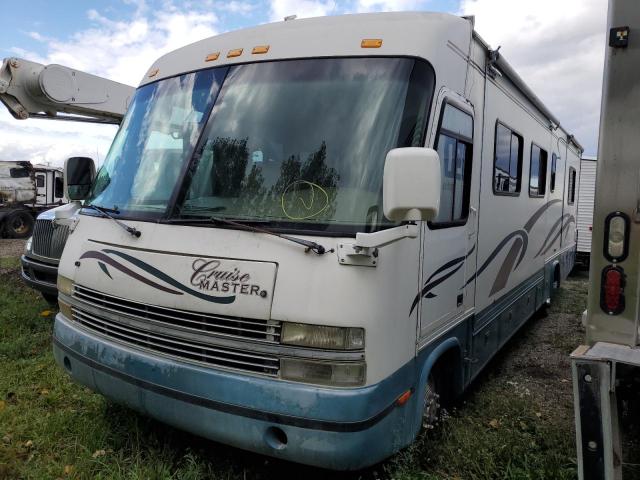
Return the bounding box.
[422,374,441,430]
[4,210,34,238]
[42,293,58,305]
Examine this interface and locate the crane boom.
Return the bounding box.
[0,57,134,124]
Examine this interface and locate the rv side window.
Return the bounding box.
[529,144,547,197]
[550,153,557,192]
[493,122,523,195]
[567,167,576,205]
[9,167,30,178]
[36,175,45,188]
[55,177,64,198]
[431,103,473,226]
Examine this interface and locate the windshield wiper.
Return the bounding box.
[83,204,142,238]
[209,216,332,255]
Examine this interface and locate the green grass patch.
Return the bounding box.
[0,262,586,479]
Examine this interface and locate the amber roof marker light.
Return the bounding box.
[205,52,220,62]
[227,48,243,58]
[361,39,383,48]
[252,45,270,54]
[147,68,159,78]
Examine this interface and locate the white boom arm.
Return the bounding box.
[0,57,134,124]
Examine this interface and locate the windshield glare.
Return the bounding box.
[87,57,435,234]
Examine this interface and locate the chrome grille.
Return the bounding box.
[73,285,281,343]
[32,219,69,259]
[70,307,280,376]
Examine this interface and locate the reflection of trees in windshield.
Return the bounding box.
[194,137,339,221]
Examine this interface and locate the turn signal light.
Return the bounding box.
[361,39,383,48]
[601,266,625,315]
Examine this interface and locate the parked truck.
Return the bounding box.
[0,56,133,298]
[571,1,640,479]
[0,160,65,237]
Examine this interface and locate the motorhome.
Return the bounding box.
[51,12,582,469]
[0,160,65,237]
[576,155,597,267]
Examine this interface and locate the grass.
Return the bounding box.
[0,258,588,480]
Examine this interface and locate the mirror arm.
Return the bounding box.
[354,223,419,249]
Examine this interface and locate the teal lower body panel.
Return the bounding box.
[52,314,423,470]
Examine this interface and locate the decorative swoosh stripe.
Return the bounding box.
[80,251,183,295]
[523,199,561,233]
[103,249,236,304]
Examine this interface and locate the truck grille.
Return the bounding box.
[32,219,69,259]
[70,307,280,376]
[73,285,281,343]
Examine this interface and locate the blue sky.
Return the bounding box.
[0,0,606,166]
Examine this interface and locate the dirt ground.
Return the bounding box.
[0,239,26,259]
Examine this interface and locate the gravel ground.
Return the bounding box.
[0,239,25,258]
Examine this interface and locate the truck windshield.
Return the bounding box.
[88,57,435,233]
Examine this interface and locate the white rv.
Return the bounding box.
[576,155,597,266]
[52,13,582,469]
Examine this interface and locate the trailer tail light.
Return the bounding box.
[600,266,625,315]
[604,212,629,262]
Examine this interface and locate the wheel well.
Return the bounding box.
[428,347,464,408]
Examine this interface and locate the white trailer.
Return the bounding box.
[571,1,640,478]
[576,155,597,266]
[50,12,582,469]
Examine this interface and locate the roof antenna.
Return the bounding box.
[284,15,297,21]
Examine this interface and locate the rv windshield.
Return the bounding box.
[88,57,435,233]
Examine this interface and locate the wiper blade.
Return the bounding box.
[84,204,142,238]
[209,216,333,255]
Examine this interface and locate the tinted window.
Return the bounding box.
[36,175,45,188]
[550,153,557,192]
[432,103,473,225]
[494,123,522,194]
[568,167,576,205]
[55,177,64,198]
[529,144,548,197]
[9,167,30,178]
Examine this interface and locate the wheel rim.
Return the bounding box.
[423,375,440,429]
[12,217,27,235]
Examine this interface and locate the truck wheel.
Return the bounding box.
[5,210,34,238]
[42,293,58,305]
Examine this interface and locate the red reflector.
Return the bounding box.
[396,389,412,406]
[604,269,622,312]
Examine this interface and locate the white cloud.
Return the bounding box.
[2,3,221,166]
[460,0,607,154]
[269,0,337,22]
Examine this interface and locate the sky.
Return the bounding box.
[0,0,606,167]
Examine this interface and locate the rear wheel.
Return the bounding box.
[4,210,34,238]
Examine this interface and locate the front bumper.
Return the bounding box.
[21,254,58,295]
[53,313,420,470]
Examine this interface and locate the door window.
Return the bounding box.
[36,175,45,188]
[431,102,473,226]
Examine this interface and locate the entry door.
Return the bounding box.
[418,96,477,341]
[35,172,47,205]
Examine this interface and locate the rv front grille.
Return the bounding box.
[69,306,280,376]
[32,219,69,259]
[73,285,281,343]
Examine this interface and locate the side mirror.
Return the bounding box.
[383,147,441,222]
[64,157,96,201]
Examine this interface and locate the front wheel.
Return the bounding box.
[4,210,34,238]
[422,374,441,430]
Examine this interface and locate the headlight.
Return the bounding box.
[280,358,366,387]
[281,322,364,350]
[58,300,73,320]
[24,237,33,255]
[57,275,74,296]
